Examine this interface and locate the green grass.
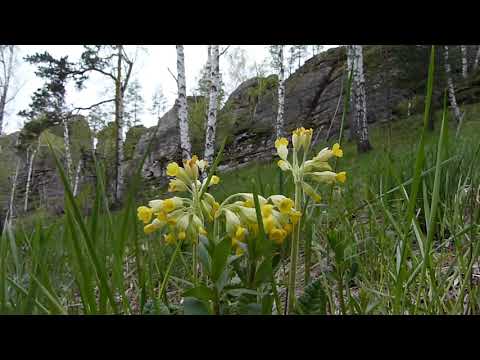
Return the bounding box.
[2,72,480,314]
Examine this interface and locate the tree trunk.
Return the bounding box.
[474,45,480,71]
[460,45,468,79]
[353,45,372,153]
[444,46,463,124]
[0,46,14,136]
[346,45,357,142]
[7,159,21,223]
[24,141,39,212]
[63,116,73,183]
[114,45,125,203]
[176,45,192,160]
[204,45,220,165]
[73,157,83,197]
[276,46,285,139]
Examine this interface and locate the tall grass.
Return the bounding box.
[1,46,480,314]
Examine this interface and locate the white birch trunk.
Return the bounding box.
[353,45,371,152]
[73,157,83,197]
[176,45,192,160]
[114,45,125,202]
[7,159,21,223]
[63,116,73,183]
[24,141,39,212]
[0,46,14,136]
[203,45,219,165]
[444,46,463,124]
[474,45,480,71]
[276,46,285,138]
[460,45,468,79]
[346,45,357,141]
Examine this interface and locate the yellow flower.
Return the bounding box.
[224,209,241,235]
[269,228,287,245]
[261,204,274,217]
[168,178,188,192]
[137,206,153,224]
[199,227,208,236]
[332,143,343,158]
[235,226,247,242]
[289,210,302,225]
[336,171,347,183]
[269,195,294,214]
[156,211,168,222]
[144,223,158,235]
[163,197,183,213]
[209,175,220,186]
[149,200,164,212]
[275,137,289,149]
[277,159,290,171]
[178,231,186,240]
[166,162,180,177]
[263,215,276,233]
[164,233,176,245]
[283,223,293,234]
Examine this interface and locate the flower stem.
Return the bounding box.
[287,182,302,314]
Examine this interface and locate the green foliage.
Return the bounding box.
[295,278,327,315]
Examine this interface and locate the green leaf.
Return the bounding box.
[183,297,211,315]
[183,285,216,302]
[211,237,232,281]
[197,240,212,274]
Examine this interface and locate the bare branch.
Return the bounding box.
[72,98,115,113]
[219,45,231,57]
[168,67,178,84]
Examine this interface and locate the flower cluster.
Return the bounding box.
[215,193,301,255]
[137,155,220,245]
[275,127,347,203]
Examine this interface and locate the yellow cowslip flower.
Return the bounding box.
[235,226,247,242]
[166,162,180,177]
[336,171,347,183]
[137,206,153,224]
[275,137,289,161]
[239,193,267,207]
[261,204,274,217]
[149,199,164,212]
[178,231,187,240]
[269,195,294,214]
[302,182,322,203]
[263,215,276,233]
[303,128,313,150]
[144,223,158,235]
[292,127,303,150]
[289,210,302,225]
[283,223,293,234]
[164,233,176,245]
[156,211,168,222]
[309,171,346,184]
[224,209,241,235]
[183,156,199,180]
[168,178,188,192]
[198,226,208,236]
[163,197,183,213]
[209,175,220,186]
[212,201,220,218]
[332,143,343,158]
[277,159,291,172]
[304,159,332,173]
[269,227,287,245]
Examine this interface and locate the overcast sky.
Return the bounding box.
[2,45,338,135]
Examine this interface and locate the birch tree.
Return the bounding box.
[444,46,463,126]
[460,45,468,79]
[346,45,357,141]
[73,157,83,197]
[24,139,40,212]
[351,45,372,152]
[0,45,17,136]
[176,45,192,160]
[7,159,20,223]
[474,45,480,71]
[269,45,286,138]
[203,45,220,165]
[79,45,135,203]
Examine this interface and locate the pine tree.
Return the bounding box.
[124,78,144,129]
[150,85,168,119]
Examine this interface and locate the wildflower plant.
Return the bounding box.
[275,127,346,313]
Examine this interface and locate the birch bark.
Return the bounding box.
[204,45,220,165]
[176,45,192,160]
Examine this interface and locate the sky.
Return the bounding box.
[2,45,338,135]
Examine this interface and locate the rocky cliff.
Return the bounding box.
[2,45,480,220]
